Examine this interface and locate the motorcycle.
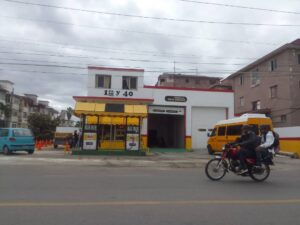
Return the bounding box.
[205,143,274,182]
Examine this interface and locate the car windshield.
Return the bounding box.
[13,129,33,137]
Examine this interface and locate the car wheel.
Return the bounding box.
[3,146,11,155]
[54,144,58,149]
[28,150,34,154]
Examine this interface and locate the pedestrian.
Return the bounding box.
[73,130,79,148]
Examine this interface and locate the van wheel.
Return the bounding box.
[207,145,213,155]
[3,146,11,155]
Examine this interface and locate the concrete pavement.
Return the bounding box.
[1,163,300,225]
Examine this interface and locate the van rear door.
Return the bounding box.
[12,129,35,149]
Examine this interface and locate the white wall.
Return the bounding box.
[148,88,234,136]
[86,67,234,140]
[87,68,150,98]
[275,127,300,138]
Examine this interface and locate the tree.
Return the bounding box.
[66,107,73,121]
[0,102,12,127]
[28,113,60,140]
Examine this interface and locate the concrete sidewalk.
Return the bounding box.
[0,149,299,169]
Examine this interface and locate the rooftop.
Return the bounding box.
[159,73,221,80]
[88,66,144,72]
[225,38,300,80]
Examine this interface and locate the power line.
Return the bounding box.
[1,62,300,77]
[0,37,227,60]
[0,46,256,61]
[0,40,258,61]
[0,56,203,72]
[0,53,248,66]
[2,0,300,27]
[177,0,300,15]
[0,15,279,46]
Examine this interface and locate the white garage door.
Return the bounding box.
[191,107,227,150]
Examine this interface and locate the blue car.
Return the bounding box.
[0,128,35,155]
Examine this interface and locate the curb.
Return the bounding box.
[278,151,299,159]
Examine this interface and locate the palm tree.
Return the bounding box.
[66,107,73,121]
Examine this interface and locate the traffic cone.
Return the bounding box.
[64,141,70,153]
[37,142,42,151]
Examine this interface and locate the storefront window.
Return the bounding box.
[99,125,126,141]
[115,125,126,140]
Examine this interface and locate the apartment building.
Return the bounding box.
[156,73,221,89]
[223,39,300,127]
[0,80,59,128]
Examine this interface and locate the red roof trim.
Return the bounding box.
[144,85,234,93]
[234,113,242,117]
[73,96,154,102]
[88,66,144,72]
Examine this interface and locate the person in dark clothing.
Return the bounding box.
[73,130,79,149]
[236,125,259,175]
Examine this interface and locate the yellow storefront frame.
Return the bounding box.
[75,102,147,151]
[74,102,147,117]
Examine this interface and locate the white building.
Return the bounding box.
[74,66,234,151]
[0,80,59,128]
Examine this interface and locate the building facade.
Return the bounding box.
[0,80,59,128]
[223,39,300,128]
[74,66,234,152]
[156,73,221,89]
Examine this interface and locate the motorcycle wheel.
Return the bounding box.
[249,163,270,182]
[205,158,227,181]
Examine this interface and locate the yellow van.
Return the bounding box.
[207,114,273,154]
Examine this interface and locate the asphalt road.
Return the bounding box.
[1,157,300,225]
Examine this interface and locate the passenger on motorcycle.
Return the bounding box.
[255,125,275,167]
[235,125,259,175]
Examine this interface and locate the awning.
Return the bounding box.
[86,116,140,125]
[74,102,148,117]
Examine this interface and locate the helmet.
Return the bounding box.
[241,124,251,132]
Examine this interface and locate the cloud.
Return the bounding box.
[0,0,299,111]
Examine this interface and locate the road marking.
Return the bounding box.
[1,199,300,207]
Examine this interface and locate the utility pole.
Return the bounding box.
[8,88,14,128]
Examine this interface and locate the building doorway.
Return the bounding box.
[148,110,185,149]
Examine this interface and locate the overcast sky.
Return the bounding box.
[0,0,300,111]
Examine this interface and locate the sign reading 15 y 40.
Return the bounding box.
[104,90,134,97]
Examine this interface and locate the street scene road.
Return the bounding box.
[0,152,300,225]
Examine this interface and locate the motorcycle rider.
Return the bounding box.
[236,125,259,175]
[255,125,275,167]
